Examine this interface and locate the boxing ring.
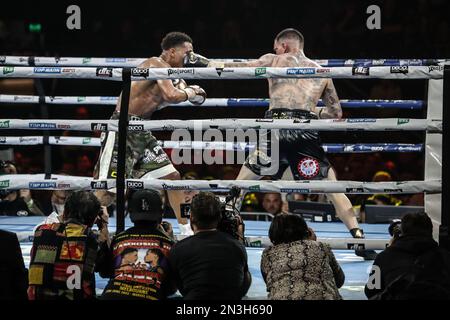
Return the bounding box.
[0,56,448,299]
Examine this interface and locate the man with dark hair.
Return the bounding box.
[98,189,176,300]
[187,28,373,258]
[28,191,110,300]
[168,192,251,300]
[365,212,450,299]
[94,31,206,235]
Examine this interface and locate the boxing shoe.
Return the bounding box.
[179,222,194,236]
[350,228,378,261]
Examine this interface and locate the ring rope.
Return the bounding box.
[0,66,444,80]
[0,175,441,194]
[0,94,425,109]
[0,56,446,67]
[0,136,424,153]
[1,118,442,132]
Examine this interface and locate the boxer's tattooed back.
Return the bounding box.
[225,53,342,118]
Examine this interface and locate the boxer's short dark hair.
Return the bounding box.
[275,28,304,45]
[161,32,193,50]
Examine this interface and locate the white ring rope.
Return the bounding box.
[0,136,424,153]
[0,174,441,194]
[0,66,444,80]
[0,56,446,67]
[0,118,442,132]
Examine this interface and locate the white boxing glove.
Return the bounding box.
[184,85,207,105]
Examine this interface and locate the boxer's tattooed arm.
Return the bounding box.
[320,79,342,118]
[223,53,276,67]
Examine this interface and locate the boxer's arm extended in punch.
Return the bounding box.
[222,53,277,68]
[319,79,342,119]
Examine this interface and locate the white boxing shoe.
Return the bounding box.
[178,222,194,236]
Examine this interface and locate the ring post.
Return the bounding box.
[441,65,450,250]
[116,68,131,233]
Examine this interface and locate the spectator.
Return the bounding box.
[262,192,283,216]
[261,213,345,300]
[168,192,251,300]
[0,160,44,216]
[27,191,109,300]
[0,229,28,300]
[98,189,176,300]
[365,212,450,299]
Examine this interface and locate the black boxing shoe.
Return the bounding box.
[350,228,378,261]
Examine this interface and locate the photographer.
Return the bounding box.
[27,190,109,300]
[168,191,251,300]
[98,189,176,300]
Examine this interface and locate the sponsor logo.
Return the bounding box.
[82,58,92,64]
[383,189,403,192]
[62,68,76,73]
[14,96,33,101]
[128,124,144,131]
[127,181,144,189]
[255,67,266,76]
[82,138,92,144]
[0,137,6,143]
[33,67,61,74]
[57,124,71,129]
[3,66,14,74]
[248,240,262,248]
[0,180,9,188]
[248,185,260,192]
[0,56,5,64]
[398,146,421,151]
[0,120,10,128]
[293,119,311,124]
[372,59,386,66]
[352,67,369,76]
[57,183,71,189]
[167,68,195,76]
[19,137,38,143]
[161,183,191,190]
[29,182,57,189]
[215,68,234,76]
[91,181,107,189]
[346,188,365,193]
[316,68,331,73]
[162,125,175,131]
[347,243,365,250]
[347,119,376,123]
[77,96,86,102]
[131,68,149,78]
[255,119,274,123]
[390,66,409,74]
[332,119,346,122]
[428,66,444,72]
[280,188,310,194]
[29,122,57,129]
[297,157,320,179]
[105,58,126,63]
[91,123,108,131]
[286,68,315,75]
[100,96,117,101]
[96,67,113,77]
[397,118,410,125]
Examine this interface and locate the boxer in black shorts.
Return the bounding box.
[189,28,376,258]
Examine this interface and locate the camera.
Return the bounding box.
[180,186,246,244]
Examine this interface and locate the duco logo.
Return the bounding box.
[127,181,144,189]
[128,124,144,131]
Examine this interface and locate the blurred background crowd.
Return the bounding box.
[2,0,448,218]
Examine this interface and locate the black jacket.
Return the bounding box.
[0,229,28,300]
[365,235,450,299]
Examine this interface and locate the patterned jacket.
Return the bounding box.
[28,222,99,300]
[261,240,345,300]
